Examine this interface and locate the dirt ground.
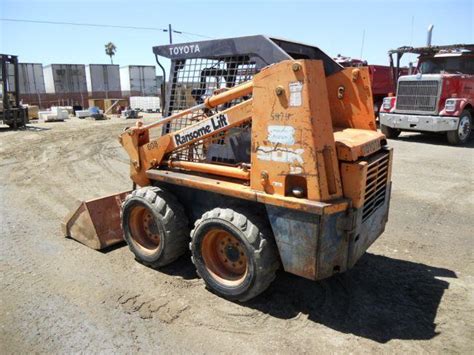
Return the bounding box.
[1,116,473,354]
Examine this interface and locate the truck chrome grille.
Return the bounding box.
[362,151,390,222]
[396,80,439,113]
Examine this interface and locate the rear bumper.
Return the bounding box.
[266,182,391,281]
[347,182,391,269]
[380,112,458,132]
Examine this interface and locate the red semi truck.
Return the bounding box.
[379,44,474,145]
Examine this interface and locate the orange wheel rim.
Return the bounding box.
[201,228,248,286]
[129,205,161,252]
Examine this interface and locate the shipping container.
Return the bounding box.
[43,64,87,94]
[120,65,157,96]
[86,64,122,98]
[18,63,46,94]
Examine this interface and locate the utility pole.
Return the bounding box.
[163,24,182,44]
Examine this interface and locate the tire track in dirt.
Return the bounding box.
[116,292,190,323]
[2,121,132,221]
[2,120,474,353]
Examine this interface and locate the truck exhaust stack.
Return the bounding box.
[427,24,434,46]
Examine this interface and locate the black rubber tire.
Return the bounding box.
[190,208,280,302]
[381,124,401,139]
[447,110,472,145]
[121,186,189,268]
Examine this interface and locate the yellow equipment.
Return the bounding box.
[65,58,392,301]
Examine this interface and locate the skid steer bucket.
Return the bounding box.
[62,191,131,250]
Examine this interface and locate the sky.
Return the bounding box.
[1,0,473,71]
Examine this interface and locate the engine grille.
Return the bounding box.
[395,80,440,113]
[163,56,257,162]
[362,150,390,222]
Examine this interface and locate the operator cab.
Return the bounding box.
[418,51,474,75]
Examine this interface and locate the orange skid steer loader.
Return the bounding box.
[64,39,392,301]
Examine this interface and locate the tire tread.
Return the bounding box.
[121,186,189,268]
[190,207,279,302]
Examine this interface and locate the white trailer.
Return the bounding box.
[43,64,87,94]
[120,65,157,96]
[85,64,121,97]
[18,63,46,94]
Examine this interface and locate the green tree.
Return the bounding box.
[105,42,117,64]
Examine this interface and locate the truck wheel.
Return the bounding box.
[121,186,189,268]
[190,208,279,302]
[381,124,401,139]
[447,110,472,145]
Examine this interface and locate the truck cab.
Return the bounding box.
[380,45,474,145]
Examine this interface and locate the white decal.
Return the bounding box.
[168,44,201,56]
[289,81,303,107]
[268,125,295,145]
[174,114,228,146]
[289,166,303,174]
[256,146,304,164]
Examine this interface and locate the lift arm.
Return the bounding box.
[120,80,254,186]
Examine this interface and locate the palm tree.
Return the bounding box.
[105,42,117,64]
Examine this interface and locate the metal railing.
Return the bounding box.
[163,56,257,162]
